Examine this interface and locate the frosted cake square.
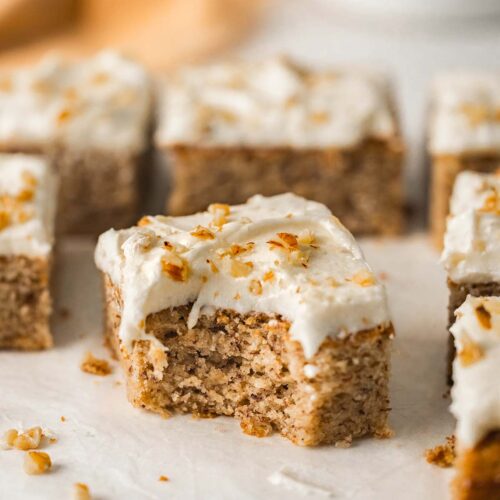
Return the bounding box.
[95,193,394,446]
[0,51,153,235]
[156,57,405,236]
[450,296,500,500]
[429,72,500,247]
[0,154,56,350]
[442,171,500,377]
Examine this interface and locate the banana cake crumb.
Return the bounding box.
[425,436,456,468]
[81,352,112,376]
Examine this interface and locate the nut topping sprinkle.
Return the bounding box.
[191,225,215,240]
[475,304,492,329]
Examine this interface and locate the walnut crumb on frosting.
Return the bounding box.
[458,334,484,367]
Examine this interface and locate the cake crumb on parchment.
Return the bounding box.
[425,435,456,468]
[81,352,113,376]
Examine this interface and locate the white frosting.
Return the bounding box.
[0,154,56,257]
[442,171,500,284]
[450,295,500,448]
[0,51,151,152]
[430,72,500,154]
[156,58,397,148]
[95,193,391,359]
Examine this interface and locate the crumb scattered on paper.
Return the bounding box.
[81,352,112,376]
[73,482,91,500]
[425,435,455,468]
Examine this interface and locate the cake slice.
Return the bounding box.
[442,171,500,377]
[0,154,57,350]
[156,57,405,235]
[429,72,500,248]
[95,193,394,446]
[0,50,153,235]
[450,296,500,500]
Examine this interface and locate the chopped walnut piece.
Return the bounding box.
[207,259,219,273]
[162,253,190,282]
[458,334,484,367]
[249,279,263,295]
[230,260,253,278]
[57,108,73,124]
[350,270,376,287]
[240,419,272,438]
[190,225,215,240]
[21,171,38,188]
[475,304,492,329]
[73,483,91,500]
[297,229,316,246]
[13,427,42,450]
[276,232,299,249]
[208,203,230,228]
[137,216,151,227]
[425,436,455,468]
[0,211,11,231]
[16,188,35,202]
[263,270,275,282]
[479,190,500,214]
[218,242,255,258]
[81,352,112,376]
[2,429,18,448]
[309,111,329,124]
[208,204,230,216]
[24,451,52,475]
[159,475,170,482]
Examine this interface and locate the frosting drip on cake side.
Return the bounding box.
[442,171,500,284]
[0,51,151,153]
[430,72,500,154]
[0,154,57,257]
[95,193,391,358]
[451,295,500,448]
[156,58,397,148]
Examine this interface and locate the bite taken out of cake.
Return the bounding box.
[95,193,394,446]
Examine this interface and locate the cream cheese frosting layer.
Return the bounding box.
[430,72,500,154]
[156,57,397,149]
[451,295,500,448]
[95,193,391,358]
[0,154,56,257]
[0,51,151,153]
[442,171,500,284]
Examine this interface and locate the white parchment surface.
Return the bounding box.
[0,235,455,500]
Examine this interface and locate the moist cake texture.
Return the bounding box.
[450,296,500,499]
[95,193,394,446]
[0,154,56,350]
[0,51,153,234]
[156,57,405,235]
[442,171,500,377]
[429,72,500,247]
